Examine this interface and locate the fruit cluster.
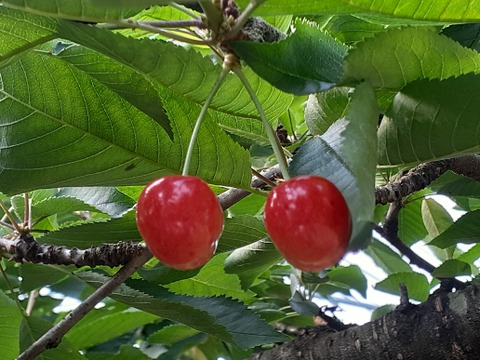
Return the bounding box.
[136,174,351,272]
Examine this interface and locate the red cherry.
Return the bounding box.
[136,175,224,270]
[264,175,352,272]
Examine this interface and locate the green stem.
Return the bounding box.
[232,67,290,180]
[0,260,25,314]
[114,19,209,45]
[182,66,230,176]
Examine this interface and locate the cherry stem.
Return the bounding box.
[113,19,209,45]
[182,66,230,176]
[232,67,290,180]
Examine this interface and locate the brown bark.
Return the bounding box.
[251,283,480,360]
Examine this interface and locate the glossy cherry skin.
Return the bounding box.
[136,175,224,270]
[264,175,352,272]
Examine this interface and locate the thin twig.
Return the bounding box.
[17,248,152,360]
[376,201,435,273]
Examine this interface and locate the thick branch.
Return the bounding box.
[0,234,145,267]
[17,247,152,360]
[375,155,480,205]
[250,283,480,360]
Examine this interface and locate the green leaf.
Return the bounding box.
[148,324,199,345]
[58,45,172,135]
[438,177,480,199]
[0,291,22,360]
[20,316,86,359]
[432,259,471,278]
[2,0,140,21]
[398,193,429,246]
[0,50,251,193]
[422,198,454,240]
[229,20,347,95]
[378,75,480,165]
[138,263,200,285]
[65,309,158,350]
[375,272,430,302]
[430,210,480,248]
[236,0,361,16]
[88,345,152,360]
[305,87,350,135]
[0,7,58,69]
[57,21,292,121]
[217,216,268,253]
[290,82,378,249]
[328,265,368,297]
[78,272,287,350]
[38,211,141,247]
[166,254,254,301]
[289,291,320,316]
[20,263,68,292]
[58,187,135,218]
[342,27,480,90]
[342,0,480,22]
[225,238,282,289]
[371,304,396,321]
[364,239,413,274]
[317,15,385,44]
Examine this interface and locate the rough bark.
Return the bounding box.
[251,283,480,360]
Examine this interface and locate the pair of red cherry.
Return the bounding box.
[136,175,352,271]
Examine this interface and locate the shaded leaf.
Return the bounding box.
[378,75,480,165]
[364,239,412,274]
[65,309,158,350]
[230,20,347,95]
[78,272,287,350]
[432,259,471,278]
[305,87,350,135]
[0,291,22,360]
[148,324,199,345]
[290,291,320,316]
[225,238,282,289]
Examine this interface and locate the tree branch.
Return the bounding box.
[375,154,480,205]
[17,247,152,360]
[375,201,436,273]
[250,283,480,359]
